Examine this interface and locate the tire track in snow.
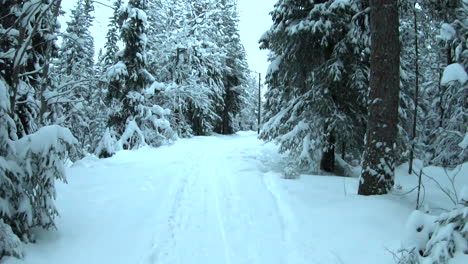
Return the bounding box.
[262,171,304,264]
[217,145,263,264]
[139,150,201,264]
[207,144,233,264]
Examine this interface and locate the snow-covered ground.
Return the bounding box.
[5,132,468,264]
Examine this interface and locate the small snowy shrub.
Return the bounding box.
[283,164,300,179]
[117,119,146,150]
[1,124,77,260]
[398,187,468,264]
[14,126,78,234]
[134,101,176,148]
[95,128,118,158]
[110,91,176,152]
[0,219,23,259]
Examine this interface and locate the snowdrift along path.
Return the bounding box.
[7,132,425,264]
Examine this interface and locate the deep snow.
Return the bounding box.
[5,132,467,264]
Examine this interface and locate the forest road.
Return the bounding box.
[7,132,311,264]
[139,133,299,264]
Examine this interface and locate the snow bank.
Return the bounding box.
[439,23,456,41]
[441,63,468,85]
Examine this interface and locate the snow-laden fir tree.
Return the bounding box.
[106,0,154,137]
[234,72,261,132]
[92,0,124,156]
[53,0,96,152]
[1,0,77,260]
[104,0,175,152]
[1,0,62,138]
[0,80,24,260]
[145,0,250,137]
[214,0,250,135]
[423,0,467,167]
[99,0,123,70]
[260,0,369,173]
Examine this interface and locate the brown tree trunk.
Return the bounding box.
[358,0,400,195]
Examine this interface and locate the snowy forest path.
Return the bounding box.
[139,133,296,264]
[7,132,309,264]
[5,131,418,264]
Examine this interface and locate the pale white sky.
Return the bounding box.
[59,0,276,82]
[237,0,277,82]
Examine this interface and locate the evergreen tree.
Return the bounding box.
[107,0,154,134]
[104,0,174,151]
[53,0,96,152]
[215,0,250,135]
[234,72,261,132]
[1,1,77,259]
[146,0,244,136]
[100,0,123,70]
[260,0,369,173]
[423,0,467,167]
[92,0,124,154]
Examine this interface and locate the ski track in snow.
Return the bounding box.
[139,135,299,264]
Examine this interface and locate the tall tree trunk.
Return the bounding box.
[358,0,400,195]
[320,124,335,172]
[341,142,346,160]
[408,2,420,174]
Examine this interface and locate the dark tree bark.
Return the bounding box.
[358,0,400,195]
[408,2,420,174]
[320,130,335,172]
[341,142,346,160]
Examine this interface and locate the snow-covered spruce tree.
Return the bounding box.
[91,0,124,156]
[105,0,174,151]
[234,72,261,132]
[181,0,227,135]
[421,0,467,167]
[146,0,227,136]
[107,0,153,137]
[1,0,62,138]
[358,0,400,195]
[397,0,439,170]
[260,0,369,173]
[54,0,96,152]
[99,0,123,70]
[214,0,250,135]
[1,0,77,258]
[145,0,194,137]
[0,81,24,260]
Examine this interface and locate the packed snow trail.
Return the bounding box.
[6,132,425,264]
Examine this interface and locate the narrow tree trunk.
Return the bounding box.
[320,125,335,172]
[358,0,400,195]
[408,2,419,175]
[437,51,444,128]
[257,73,261,134]
[341,142,346,160]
